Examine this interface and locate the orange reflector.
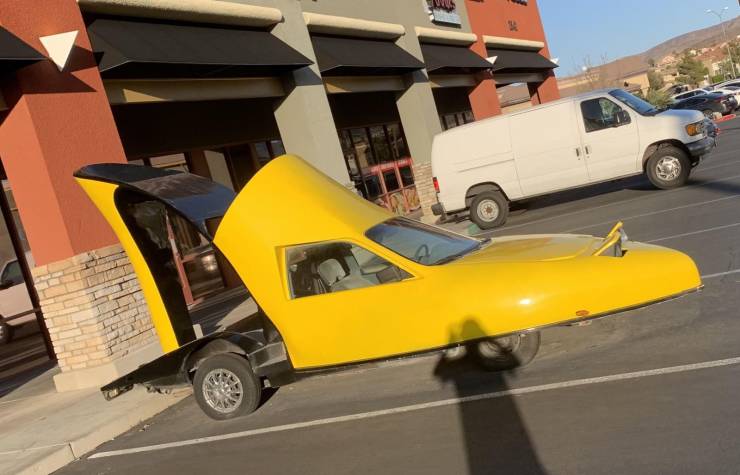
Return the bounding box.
[576,310,590,317]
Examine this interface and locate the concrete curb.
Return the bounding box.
[5,390,186,475]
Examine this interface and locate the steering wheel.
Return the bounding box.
[413,244,430,263]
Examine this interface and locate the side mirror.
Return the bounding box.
[614,110,630,126]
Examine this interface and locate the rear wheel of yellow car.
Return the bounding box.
[193,353,261,420]
[472,331,540,371]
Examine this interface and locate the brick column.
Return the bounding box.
[412,161,437,223]
[32,245,159,391]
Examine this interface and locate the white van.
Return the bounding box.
[431,88,715,229]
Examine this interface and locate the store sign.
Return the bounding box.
[424,0,461,26]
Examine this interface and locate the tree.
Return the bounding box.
[647,70,665,90]
[648,58,656,67]
[676,53,708,86]
[645,89,671,109]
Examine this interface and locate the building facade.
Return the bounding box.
[0,0,558,391]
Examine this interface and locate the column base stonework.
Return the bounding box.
[32,244,162,392]
[412,161,438,224]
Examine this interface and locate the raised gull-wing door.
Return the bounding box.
[74,164,236,353]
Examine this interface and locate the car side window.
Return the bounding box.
[580,98,629,133]
[285,241,412,299]
[1,261,23,286]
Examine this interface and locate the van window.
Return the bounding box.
[580,98,629,133]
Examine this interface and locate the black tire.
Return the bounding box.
[0,318,12,345]
[469,190,509,230]
[193,353,261,420]
[645,146,691,190]
[471,331,541,371]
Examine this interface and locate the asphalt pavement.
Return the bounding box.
[57,119,740,475]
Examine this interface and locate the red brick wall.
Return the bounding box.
[465,0,560,119]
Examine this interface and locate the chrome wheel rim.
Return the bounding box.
[655,156,681,181]
[202,369,243,414]
[478,335,522,360]
[476,199,500,223]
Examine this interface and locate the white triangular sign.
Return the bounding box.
[487,56,498,65]
[39,30,78,71]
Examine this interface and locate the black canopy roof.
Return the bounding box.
[75,163,236,239]
[421,43,491,75]
[0,27,45,75]
[87,19,313,79]
[311,35,425,76]
[486,48,558,74]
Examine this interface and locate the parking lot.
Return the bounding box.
[58,119,740,475]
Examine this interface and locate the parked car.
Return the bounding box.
[74,156,702,420]
[431,88,715,229]
[710,86,740,103]
[670,87,711,102]
[0,254,36,344]
[712,79,740,90]
[670,92,737,118]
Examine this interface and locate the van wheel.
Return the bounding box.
[193,353,261,420]
[646,146,691,190]
[472,331,541,371]
[0,318,12,345]
[470,191,509,230]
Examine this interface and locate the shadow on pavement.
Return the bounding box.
[434,320,547,475]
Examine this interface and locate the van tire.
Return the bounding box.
[193,353,261,420]
[469,191,509,230]
[645,146,691,190]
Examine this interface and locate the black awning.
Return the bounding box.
[486,48,558,74]
[87,19,313,79]
[421,43,491,75]
[0,28,45,75]
[311,35,425,76]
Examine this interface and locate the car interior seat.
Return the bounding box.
[317,258,373,292]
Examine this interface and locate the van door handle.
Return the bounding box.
[575,147,582,158]
[585,145,592,154]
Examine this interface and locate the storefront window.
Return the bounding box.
[440,110,476,131]
[399,166,415,188]
[338,123,418,216]
[386,123,409,159]
[383,170,400,192]
[370,126,393,163]
[350,128,375,169]
[364,175,382,200]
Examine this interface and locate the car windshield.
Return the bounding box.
[365,218,485,266]
[609,89,658,116]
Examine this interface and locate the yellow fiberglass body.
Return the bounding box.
[213,155,702,370]
[76,155,702,372]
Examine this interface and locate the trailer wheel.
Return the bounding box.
[469,191,509,230]
[471,331,540,371]
[193,353,261,420]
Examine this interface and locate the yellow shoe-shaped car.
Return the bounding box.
[74,155,701,420]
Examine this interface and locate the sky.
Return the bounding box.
[539,0,740,76]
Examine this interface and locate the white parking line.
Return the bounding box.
[702,268,740,280]
[647,222,740,243]
[493,172,740,233]
[89,356,740,460]
[562,195,740,233]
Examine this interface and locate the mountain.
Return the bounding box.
[641,17,740,63]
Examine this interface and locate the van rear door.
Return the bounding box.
[511,101,589,196]
[577,96,640,181]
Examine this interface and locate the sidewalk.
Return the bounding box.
[0,366,186,475]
